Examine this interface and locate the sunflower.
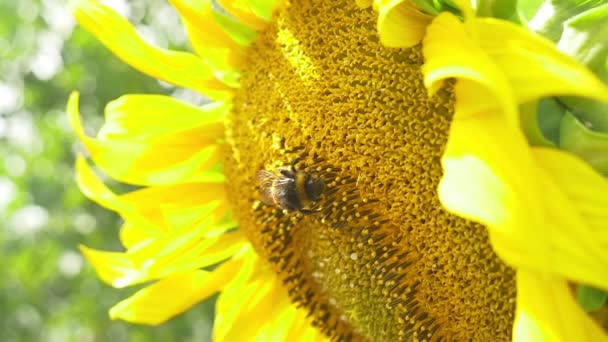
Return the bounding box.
[67,0,608,340]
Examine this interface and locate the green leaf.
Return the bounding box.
[557,4,608,132]
[409,0,461,16]
[411,0,441,15]
[520,101,556,146]
[537,98,567,145]
[525,0,605,42]
[559,111,608,173]
[517,0,544,23]
[576,285,608,311]
[559,3,608,83]
[476,0,521,23]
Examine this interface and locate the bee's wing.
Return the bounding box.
[256,170,293,206]
[256,170,279,205]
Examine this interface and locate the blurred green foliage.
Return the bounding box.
[0,0,214,340]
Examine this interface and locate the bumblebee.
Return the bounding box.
[256,156,326,214]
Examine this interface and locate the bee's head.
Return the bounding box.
[305,175,326,202]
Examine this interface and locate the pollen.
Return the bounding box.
[223,0,516,341]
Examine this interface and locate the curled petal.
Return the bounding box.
[110,250,247,325]
[75,156,227,231]
[68,92,228,186]
[374,0,433,48]
[423,13,517,121]
[531,148,608,290]
[109,270,213,325]
[469,17,608,105]
[169,0,248,80]
[438,94,608,291]
[423,12,608,128]
[69,0,234,99]
[425,11,608,289]
[98,95,227,141]
[80,245,142,288]
[438,113,536,232]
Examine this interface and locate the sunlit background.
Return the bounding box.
[1,0,214,340]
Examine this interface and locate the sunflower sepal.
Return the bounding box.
[246,0,282,21]
[212,1,261,44]
[576,284,608,312]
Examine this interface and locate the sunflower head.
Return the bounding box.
[68,0,608,340]
[222,1,516,340]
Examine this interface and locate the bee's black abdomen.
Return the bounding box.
[279,179,301,211]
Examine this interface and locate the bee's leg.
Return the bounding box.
[300,207,323,216]
[290,156,301,172]
[290,150,310,171]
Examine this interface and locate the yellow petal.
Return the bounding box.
[129,229,248,280]
[214,248,326,342]
[531,148,608,290]
[422,12,608,128]
[213,249,262,339]
[284,305,327,342]
[439,113,608,290]
[79,245,143,288]
[425,12,608,289]
[514,270,607,341]
[69,0,234,99]
[169,0,247,73]
[120,221,159,250]
[216,0,269,30]
[247,0,283,20]
[111,250,251,325]
[258,305,297,342]
[75,156,228,234]
[75,156,158,231]
[374,0,433,48]
[215,275,280,341]
[213,258,274,341]
[98,95,226,141]
[468,17,608,105]
[68,92,227,186]
[452,0,474,18]
[119,184,227,222]
[82,225,245,288]
[422,12,516,121]
[253,280,327,342]
[438,113,535,228]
